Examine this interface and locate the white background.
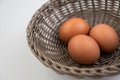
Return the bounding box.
[0,0,120,80]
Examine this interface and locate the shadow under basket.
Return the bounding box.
[27,0,120,78]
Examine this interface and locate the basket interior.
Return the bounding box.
[33,0,120,68]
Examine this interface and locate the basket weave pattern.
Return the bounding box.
[27,0,120,78]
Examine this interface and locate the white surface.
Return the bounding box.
[0,0,120,80]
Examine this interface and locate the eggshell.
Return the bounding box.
[59,17,90,42]
[90,24,119,52]
[68,35,100,64]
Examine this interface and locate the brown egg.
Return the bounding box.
[68,35,100,64]
[59,17,90,42]
[90,24,119,52]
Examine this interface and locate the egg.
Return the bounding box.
[68,35,100,64]
[59,17,90,42]
[90,24,119,52]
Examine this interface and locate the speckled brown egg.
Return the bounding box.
[59,17,90,42]
[90,24,119,52]
[68,35,100,64]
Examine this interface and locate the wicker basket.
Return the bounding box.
[27,0,120,78]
